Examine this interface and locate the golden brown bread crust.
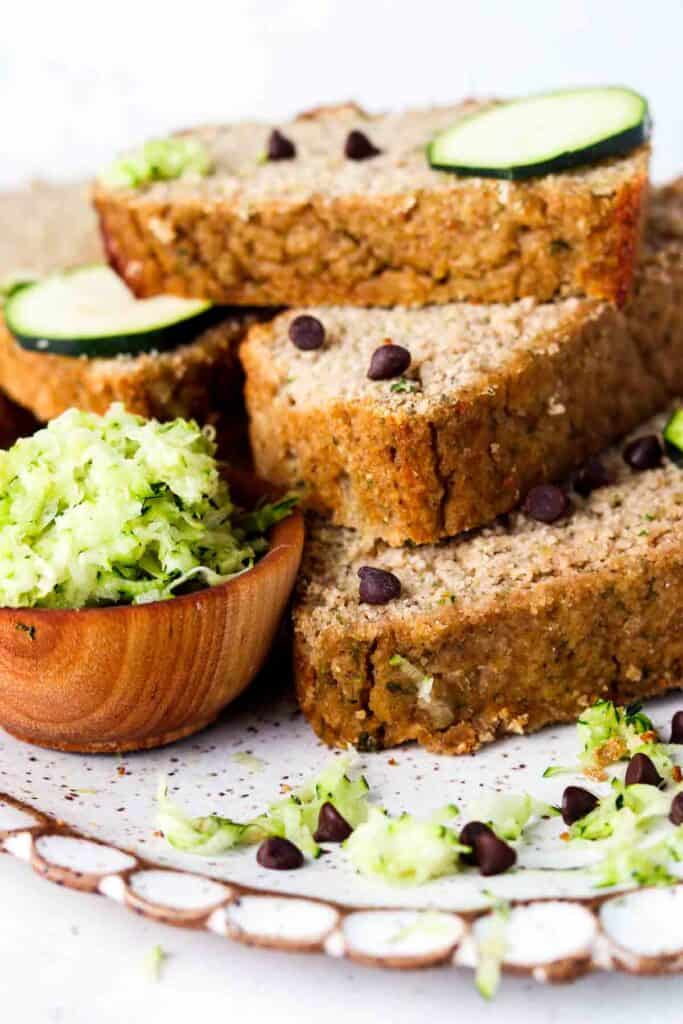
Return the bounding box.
[92,101,649,308]
[0,315,254,423]
[241,184,683,545]
[94,171,646,308]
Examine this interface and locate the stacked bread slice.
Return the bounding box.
[93,100,683,755]
[289,180,683,753]
[242,183,683,545]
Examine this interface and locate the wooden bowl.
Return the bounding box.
[0,472,304,753]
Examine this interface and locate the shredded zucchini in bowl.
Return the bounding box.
[0,404,295,609]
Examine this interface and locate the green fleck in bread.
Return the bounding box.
[93,102,649,309]
[294,406,683,755]
[242,181,683,545]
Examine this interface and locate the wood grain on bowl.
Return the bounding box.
[0,473,303,752]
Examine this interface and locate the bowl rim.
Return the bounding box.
[0,472,304,622]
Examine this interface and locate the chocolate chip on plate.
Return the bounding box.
[344,130,382,160]
[572,456,611,497]
[670,710,683,744]
[623,435,663,471]
[561,785,598,826]
[523,484,571,524]
[358,565,401,604]
[313,802,353,843]
[624,752,663,788]
[670,792,683,826]
[458,820,495,866]
[256,836,304,870]
[288,314,325,351]
[475,830,517,877]
[267,129,296,161]
[367,344,411,381]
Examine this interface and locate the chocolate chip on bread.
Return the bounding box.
[93,101,649,309]
[293,405,683,755]
[241,182,683,545]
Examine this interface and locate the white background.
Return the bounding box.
[2,0,683,187]
[2,1,683,1020]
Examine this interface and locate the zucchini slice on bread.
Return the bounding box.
[4,265,215,358]
[428,87,650,180]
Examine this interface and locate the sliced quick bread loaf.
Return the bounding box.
[93,101,648,308]
[294,405,683,755]
[0,313,255,424]
[242,181,683,546]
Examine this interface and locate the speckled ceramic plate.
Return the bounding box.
[2,672,683,984]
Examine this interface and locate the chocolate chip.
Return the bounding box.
[625,752,663,788]
[458,820,495,865]
[256,836,304,870]
[367,344,411,381]
[572,457,611,497]
[523,484,571,523]
[267,129,296,161]
[344,130,381,160]
[561,786,599,826]
[670,710,683,744]
[475,830,517,877]
[288,314,325,351]
[313,802,352,842]
[670,792,683,826]
[358,566,401,605]
[623,435,663,471]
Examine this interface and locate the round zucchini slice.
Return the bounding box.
[4,265,215,358]
[428,87,650,180]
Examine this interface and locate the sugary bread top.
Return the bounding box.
[109,103,650,205]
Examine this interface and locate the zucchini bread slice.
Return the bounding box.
[294,405,683,755]
[0,312,256,424]
[93,102,648,308]
[242,181,683,546]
